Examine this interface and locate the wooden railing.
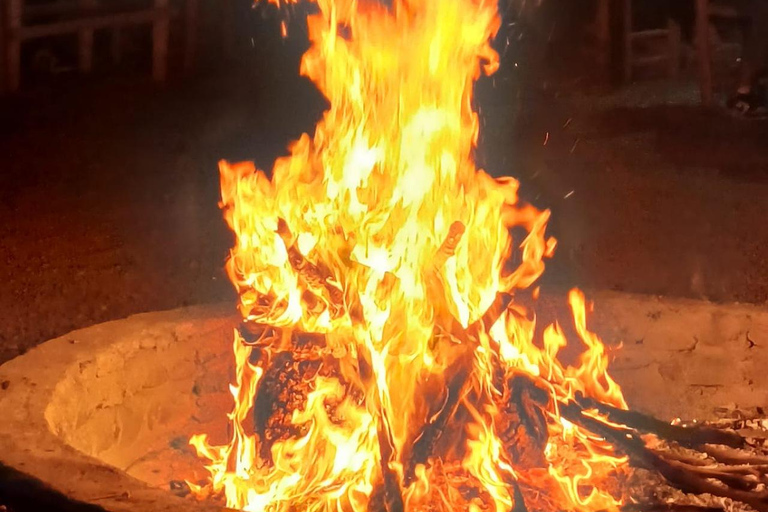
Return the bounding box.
[596,0,747,106]
[0,0,198,93]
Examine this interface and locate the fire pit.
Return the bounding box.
[0,294,765,512]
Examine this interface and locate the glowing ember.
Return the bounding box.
[188,0,630,511]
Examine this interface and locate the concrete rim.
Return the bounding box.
[0,303,233,512]
[0,292,765,511]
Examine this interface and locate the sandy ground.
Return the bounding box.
[1,42,768,366]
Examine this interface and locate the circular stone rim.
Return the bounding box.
[0,292,765,512]
[0,303,232,512]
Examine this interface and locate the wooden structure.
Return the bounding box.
[695,0,745,106]
[597,0,746,106]
[621,0,682,82]
[0,0,199,92]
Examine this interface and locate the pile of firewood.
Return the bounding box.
[233,220,768,512]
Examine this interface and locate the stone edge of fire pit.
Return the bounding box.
[0,303,235,512]
[0,293,766,512]
[584,290,768,421]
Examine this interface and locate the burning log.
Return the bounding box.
[403,351,471,487]
[497,375,549,469]
[574,394,745,449]
[433,221,466,269]
[562,406,768,512]
[238,321,328,355]
[404,292,512,485]
[240,320,408,512]
[277,218,345,318]
[253,351,326,459]
[238,323,340,459]
[356,345,405,512]
[233,289,768,512]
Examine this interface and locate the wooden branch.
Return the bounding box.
[24,0,161,18]
[651,455,763,491]
[277,218,345,318]
[703,445,768,467]
[6,0,23,92]
[480,292,513,330]
[622,504,725,512]
[556,400,768,512]
[508,374,768,512]
[151,0,169,82]
[662,450,768,480]
[575,393,745,449]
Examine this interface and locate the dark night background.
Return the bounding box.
[1,0,768,363]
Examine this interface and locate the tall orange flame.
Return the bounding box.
[189,1,629,511]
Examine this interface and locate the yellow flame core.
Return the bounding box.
[190,1,629,511]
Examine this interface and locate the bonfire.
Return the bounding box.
[187,1,768,511]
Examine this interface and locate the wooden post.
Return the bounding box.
[111,27,122,65]
[151,0,169,82]
[667,19,681,79]
[183,0,198,72]
[696,0,713,106]
[622,0,632,82]
[6,0,21,92]
[221,0,235,60]
[78,0,96,73]
[596,0,610,68]
[0,0,7,94]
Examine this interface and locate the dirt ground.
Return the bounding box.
[2,36,768,366]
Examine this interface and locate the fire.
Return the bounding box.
[189,0,630,511]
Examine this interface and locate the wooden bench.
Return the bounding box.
[1,0,198,92]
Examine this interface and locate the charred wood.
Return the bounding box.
[511,479,529,512]
[404,358,471,487]
[703,445,768,467]
[253,351,322,460]
[498,374,549,468]
[559,401,768,511]
[356,346,404,512]
[622,504,725,512]
[248,329,341,462]
[404,292,512,485]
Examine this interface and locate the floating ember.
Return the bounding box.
[187,1,768,512]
